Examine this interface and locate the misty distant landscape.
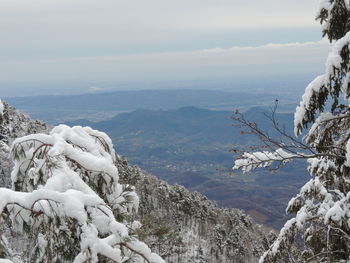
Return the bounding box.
[66,105,309,228]
[6,90,309,228]
[5,89,300,123]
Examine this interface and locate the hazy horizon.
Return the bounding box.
[0,0,328,97]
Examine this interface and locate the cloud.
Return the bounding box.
[0,0,320,50]
[0,0,320,30]
[198,39,329,53]
[88,86,108,93]
[0,40,331,93]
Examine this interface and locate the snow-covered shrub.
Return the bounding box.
[0,125,164,263]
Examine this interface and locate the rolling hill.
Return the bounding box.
[65,106,308,228]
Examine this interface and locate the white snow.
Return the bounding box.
[294,32,350,136]
[345,0,350,11]
[341,72,350,97]
[325,202,345,224]
[1,125,165,263]
[259,218,297,263]
[0,100,4,116]
[345,138,350,167]
[234,148,300,173]
[325,31,350,76]
[294,74,325,136]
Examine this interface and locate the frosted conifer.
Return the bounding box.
[234,1,350,262]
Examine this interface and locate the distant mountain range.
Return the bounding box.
[5,89,299,123]
[65,106,309,228]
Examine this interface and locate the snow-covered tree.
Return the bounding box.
[0,125,165,263]
[234,1,350,262]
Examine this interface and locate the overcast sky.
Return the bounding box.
[0,0,330,96]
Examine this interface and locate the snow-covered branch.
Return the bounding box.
[233,149,306,173]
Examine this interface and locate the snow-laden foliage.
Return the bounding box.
[0,125,164,263]
[235,1,350,262]
[0,100,4,116]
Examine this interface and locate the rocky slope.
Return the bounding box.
[0,100,50,188]
[117,157,271,262]
[0,100,271,262]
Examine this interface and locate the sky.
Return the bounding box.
[0,0,331,96]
